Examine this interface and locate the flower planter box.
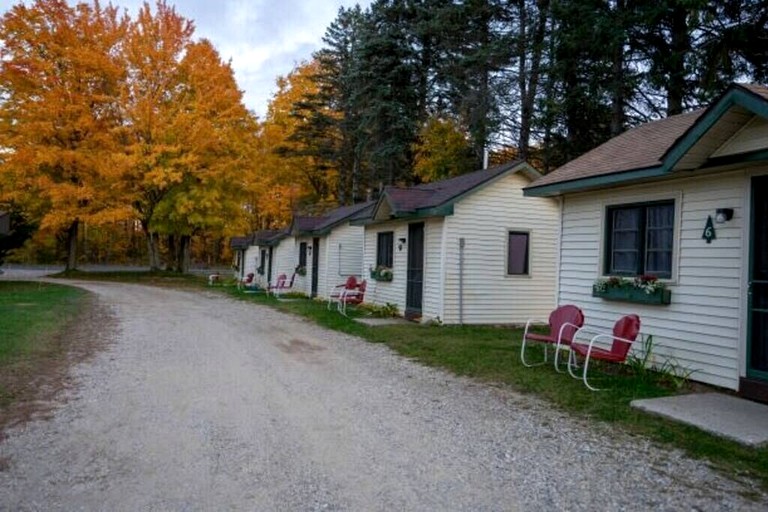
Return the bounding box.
[592,285,671,305]
[370,269,393,282]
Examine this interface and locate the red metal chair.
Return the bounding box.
[237,272,255,290]
[567,314,641,391]
[327,276,358,310]
[337,280,366,316]
[521,305,585,371]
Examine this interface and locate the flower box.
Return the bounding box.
[370,268,393,282]
[592,285,671,305]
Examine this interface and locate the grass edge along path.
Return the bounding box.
[222,286,768,495]
[0,281,88,409]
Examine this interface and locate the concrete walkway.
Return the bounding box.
[631,393,768,446]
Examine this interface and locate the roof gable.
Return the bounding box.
[526,83,768,197]
[292,201,375,236]
[368,160,538,221]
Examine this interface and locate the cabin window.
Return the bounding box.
[299,242,307,268]
[605,200,674,278]
[507,231,530,275]
[376,231,394,268]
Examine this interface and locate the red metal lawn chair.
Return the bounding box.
[337,280,367,316]
[237,272,255,290]
[267,273,287,296]
[327,276,358,310]
[520,305,585,371]
[567,314,641,391]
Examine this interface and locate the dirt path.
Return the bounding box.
[0,282,764,511]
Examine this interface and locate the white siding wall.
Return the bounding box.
[363,222,409,314]
[558,170,756,390]
[422,218,445,321]
[441,172,560,324]
[272,238,297,289]
[320,224,365,299]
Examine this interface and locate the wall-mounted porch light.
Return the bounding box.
[715,208,734,223]
[398,237,407,251]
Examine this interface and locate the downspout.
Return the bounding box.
[459,237,465,325]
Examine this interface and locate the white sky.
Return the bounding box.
[0,0,372,118]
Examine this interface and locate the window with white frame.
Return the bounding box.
[605,200,674,278]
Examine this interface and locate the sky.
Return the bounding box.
[0,0,372,118]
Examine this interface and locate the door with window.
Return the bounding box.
[406,222,424,319]
[748,175,768,381]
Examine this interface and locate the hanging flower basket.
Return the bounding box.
[592,276,671,305]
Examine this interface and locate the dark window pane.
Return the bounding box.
[613,208,641,229]
[377,232,393,268]
[508,232,529,275]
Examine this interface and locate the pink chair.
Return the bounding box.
[567,314,641,391]
[520,305,585,371]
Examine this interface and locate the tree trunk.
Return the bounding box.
[167,235,177,272]
[143,223,161,271]
[517,0,549,161]
[176,235,191,273]
[667,4,689,116]
[610,0,626,136]
[65,219,79,271]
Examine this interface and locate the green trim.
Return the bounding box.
[524,166,666,197]
[702,148,768,169]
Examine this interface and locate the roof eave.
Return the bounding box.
[524,166,666,197]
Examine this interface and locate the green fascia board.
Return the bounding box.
[702,148,768,169]
[524,166,666,197]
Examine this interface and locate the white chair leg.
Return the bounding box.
[567,351,581,379]
[581,354,601,391]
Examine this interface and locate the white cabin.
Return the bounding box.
[525,83,768,399]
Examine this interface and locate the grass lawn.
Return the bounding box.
[0,281,87,407]
[52,269,209,288]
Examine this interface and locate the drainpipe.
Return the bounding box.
[459,237,465,325]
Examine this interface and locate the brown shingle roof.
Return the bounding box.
[528,110,704,190]
[382,160,527,214]
[293,201,376,235]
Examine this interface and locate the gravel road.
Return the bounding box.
[1,282,765,511]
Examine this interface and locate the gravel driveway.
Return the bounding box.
[0,282,764,511]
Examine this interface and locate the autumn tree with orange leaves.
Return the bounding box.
[0,0,131,270]
[249,60,338,229]
[0,0,257,272]
[120,1,256,271]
